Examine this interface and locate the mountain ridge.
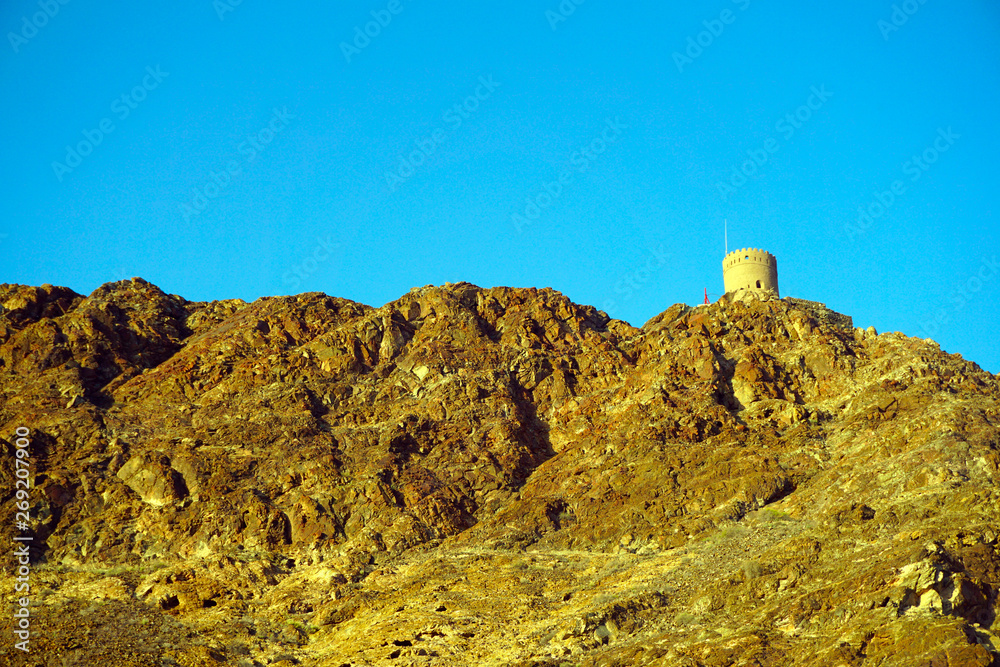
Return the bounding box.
[1,278,997,666]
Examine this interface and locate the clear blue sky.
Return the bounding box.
[2,1,998,373]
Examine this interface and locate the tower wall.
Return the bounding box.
[723,248,779,297]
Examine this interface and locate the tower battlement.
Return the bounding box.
[723,248,779,296]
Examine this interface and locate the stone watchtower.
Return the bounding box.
[723,248,779,297]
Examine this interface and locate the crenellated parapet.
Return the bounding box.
[722,248,779,296]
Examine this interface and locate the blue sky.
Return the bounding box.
[2,1,998,373]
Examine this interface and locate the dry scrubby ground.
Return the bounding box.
[0,279,997,666]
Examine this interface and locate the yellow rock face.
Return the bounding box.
[0,279,997,665]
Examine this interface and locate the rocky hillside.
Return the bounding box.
[1,278,998,667]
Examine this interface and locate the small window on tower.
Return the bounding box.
[756,280,761,288]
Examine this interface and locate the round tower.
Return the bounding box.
[723,248,779,297]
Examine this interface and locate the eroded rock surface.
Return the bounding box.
[0,279,997,666]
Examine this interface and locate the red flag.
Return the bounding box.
[704,288,709,305]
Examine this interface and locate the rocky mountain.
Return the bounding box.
[1,278,998,667]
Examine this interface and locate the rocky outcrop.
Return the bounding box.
[0,278,997,666]
[116,451,189,507]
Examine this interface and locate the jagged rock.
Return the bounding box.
[116,451,188,507]
[0,279,997,666]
